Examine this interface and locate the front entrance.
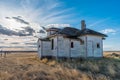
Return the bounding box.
[87,41,94,57]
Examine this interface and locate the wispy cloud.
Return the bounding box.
[19,0,74,25]
[88,18,110,27]
[0,24,17,35]
[0,0,75,36]
[0,0,77,50]
[101,29,116,34]
[0,0,79,47]
[0,24,35,36]
[12,16,29,25]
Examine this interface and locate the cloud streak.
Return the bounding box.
[0,24,35,36]
[12,16,29,25]
[88,18,110,27]
[0,24,17,36]
[0,0,76,36]
[0,0,77,50]
[101,29,116,34]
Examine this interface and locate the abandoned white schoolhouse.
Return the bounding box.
[37,20,107,59]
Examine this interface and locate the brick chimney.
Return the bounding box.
[81,20,86,30]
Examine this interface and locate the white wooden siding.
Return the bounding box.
[87,41,94,57]
[86,35,103,57]
[78,36,87,57]
[37,34,103,58]
[70,40,81,57]
[37,40,41,58]
[42,41,52,56]
[37,40,52,58]
[50,37,58,58]
[58,36,70,57]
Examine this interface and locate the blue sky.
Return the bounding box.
[0,0,120,51]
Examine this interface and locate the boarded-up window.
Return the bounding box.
[71,42,74,48]
[51,39,54,50]
[97,43,100,48]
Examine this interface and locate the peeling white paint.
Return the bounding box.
[37,35,104,58]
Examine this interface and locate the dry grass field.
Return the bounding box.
[0,52,120,80]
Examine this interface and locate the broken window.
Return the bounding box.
[97,43,100,48]
[51,39,54,50]
[71,42,74,48]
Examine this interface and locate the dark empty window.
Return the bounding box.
[97,43,100,48]
[39,45,40,48]
[71,42,74,48]
[51,39,54,50]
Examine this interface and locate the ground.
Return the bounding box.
[0,52,120,80]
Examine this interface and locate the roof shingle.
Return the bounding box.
[57,27,107,37]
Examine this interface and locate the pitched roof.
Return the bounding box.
[78,28,107,37]
[57,27,107,37]
[46,27,61,31]
[58,27,80,36]
[39,27,107,41]
[38,38,50,41]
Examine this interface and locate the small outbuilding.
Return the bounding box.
[37,20,107,59]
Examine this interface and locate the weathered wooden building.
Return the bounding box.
[37,20,107,59]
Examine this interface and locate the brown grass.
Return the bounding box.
[0,52,120,80]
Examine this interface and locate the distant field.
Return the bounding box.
[104,51,120,58]
[1,50,120,55]
[0,52,120,80]
[104,51,120,55]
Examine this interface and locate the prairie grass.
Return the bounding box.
[0,52,120,80]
